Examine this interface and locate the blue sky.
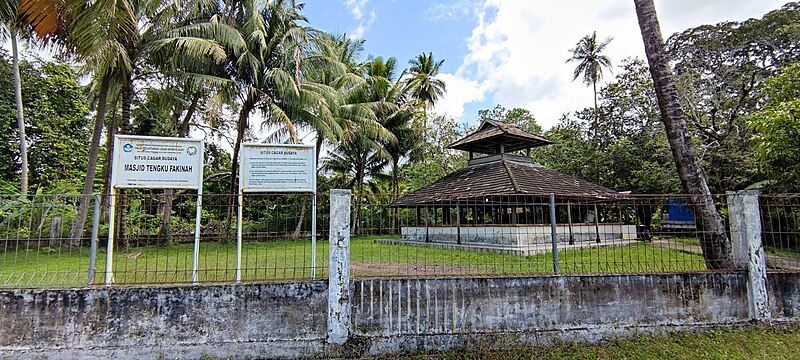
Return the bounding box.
[2,0,791,133]
[302,0,792,129]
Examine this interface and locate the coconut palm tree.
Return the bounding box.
[404,52,445,114]
[567,31,613,132]
[220,0,310,197]
[16,0,230,242]
[323,135,391,233]
[633,0,733,270]
[2,0,30,195]
[65,0,137,244]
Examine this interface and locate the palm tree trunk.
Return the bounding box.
[71,72,112,245]
[158,92,202,244]
[353,173,364,235]
[120,74,133,131]
[291,136,325,238]
[391,160,400,233]
[225,94,256,237]
[11,29,28,195]
[100,112,118,218]
[634,0,733,270]
[116,76,133,248]
[592,79,598,138]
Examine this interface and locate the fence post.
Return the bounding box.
[328,189,351,345]
[550,193,560,275]
[87,194,100,285]
[727,190,770,322]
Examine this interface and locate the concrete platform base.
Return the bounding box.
[375,237,640,256]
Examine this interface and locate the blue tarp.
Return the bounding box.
[667,199,695,222]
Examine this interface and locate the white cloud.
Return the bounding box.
[350,9,376,39]
[344,0,375,39]
[433,73,485,119]
[345,0,368,20]
[435,0,792,129]
[425,0,482,22]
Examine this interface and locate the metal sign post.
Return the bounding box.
[236,143,317,283]
[107,135,204,285]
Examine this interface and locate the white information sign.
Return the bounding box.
[240,143,316,193]
[111,135,204,189]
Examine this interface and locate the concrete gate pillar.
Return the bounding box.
[727,190,770,321]
[328,189,352,345]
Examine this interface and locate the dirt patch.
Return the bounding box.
[350,262,473,277]
[652,238,800,270]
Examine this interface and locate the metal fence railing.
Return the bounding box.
[350,193,734,278]
[760,194,800,272]
[2,191,799,288]
[0,192,329,288]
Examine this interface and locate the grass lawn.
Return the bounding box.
[1,236,706,288]
[397,326,800,360]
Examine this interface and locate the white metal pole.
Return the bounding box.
[235,191,243,283]
[105,188,117,285]
[310,142,318,279]
[311,192,318,279]
[192,188,203,284]
[87,194,101,285]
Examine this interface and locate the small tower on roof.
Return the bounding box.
[394,120,617,206]
[448,119,553,159]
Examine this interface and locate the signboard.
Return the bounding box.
[239,143,316,193]
[111,135,204,189]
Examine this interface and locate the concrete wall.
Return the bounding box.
[1,273,798,359]
[768,272,800,321]
[0,282,328,359]
[350,273,753,355]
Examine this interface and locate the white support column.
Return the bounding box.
[727,190,770,321]
[192,188,203,284]
[235,191,243,283]
[328,189,351,345]
[311,193,318,279]
[105,188,117,286]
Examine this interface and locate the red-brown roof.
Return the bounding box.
[394,156,619,205]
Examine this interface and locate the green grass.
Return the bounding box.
[674,237,800,261]
[1,236,706,288]
[397,326,800,360]
[674,237,701,246]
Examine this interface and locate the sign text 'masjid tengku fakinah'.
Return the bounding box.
[240,143,315,193]
[111,135,204,189]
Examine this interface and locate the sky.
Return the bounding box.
[303,0,793,129]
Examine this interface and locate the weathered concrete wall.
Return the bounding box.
[0,282,328,359]
[351,273,752,355]
[768,272,800,321]
[2,273,799,359]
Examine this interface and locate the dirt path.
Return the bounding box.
[350,262,473,277]
[652,239,800,270]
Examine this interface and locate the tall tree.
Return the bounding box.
[2,0,29,194]
[404,52,446,114]
[634,0,734,269]
[567,31,613,134]
[66,0,137,244]
[749,62,800,191]
[666,2,800,192]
